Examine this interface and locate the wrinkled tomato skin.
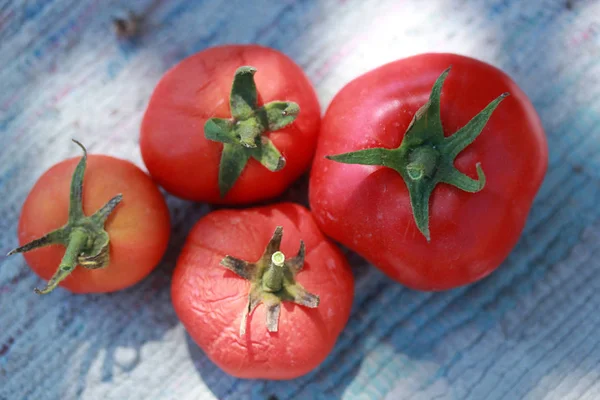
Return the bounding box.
[309,53,548,291]
[171,203,354,379]
[16,155,171,293]
[141,45,321,204]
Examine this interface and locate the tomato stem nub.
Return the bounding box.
[7,140,123,295]
[271,251,285,266]
[204,66,300,197]
[263,251,286,293]
[220,226,319,336]
[326,66,509,241]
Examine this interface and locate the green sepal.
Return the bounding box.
[204,118,236,144]
[230,66,258,120]
[250,137,286,172]
[7,140,123,294]
[327,66,509,241]
[68,141,87,221]
[261,101,300,131]
[218,143,251,197]
[204,66,300,198]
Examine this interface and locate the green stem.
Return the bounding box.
[406,146,439,180]
[262,251,285,292]
[34,228,88,295]
[59,228,88,272]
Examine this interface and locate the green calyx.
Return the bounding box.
[327,66,509,241]
[220,226,319,336]
[7,140,123,294]
[204,66,300,197]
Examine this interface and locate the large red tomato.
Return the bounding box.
[9,141,170,294]
[141,45,321,204]
[310,53,548,291]
[171,203,354,379]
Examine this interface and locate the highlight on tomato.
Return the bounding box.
[7,140,171,294]
[310,53,548,291]
[141,44,321,204]
[171,203,354,379]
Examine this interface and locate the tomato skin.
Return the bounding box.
[171,203,354,379]
[309,53,548,291]
[17,155,171,293]
[140,45,321,204]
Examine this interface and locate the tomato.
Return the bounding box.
[171,203,353,379]
[309,53,548,291]
[8,141,170,294]
[140,44,321,204]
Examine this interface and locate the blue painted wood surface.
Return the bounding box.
[1,0,599,399]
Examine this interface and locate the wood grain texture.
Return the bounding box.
[1,0,599,399]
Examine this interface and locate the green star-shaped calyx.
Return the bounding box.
[204,66,300,197]
[7,140,123,294]
[327,67,509,241]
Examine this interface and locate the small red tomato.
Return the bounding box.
[310,53,548,291]
[141,44,321,204]
[8,141,171,294]
[172,203,354,379]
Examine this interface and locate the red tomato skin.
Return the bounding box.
[309,53,548,291]
[140,45,321,204]
[171,203,354,379]
[17,155,171,293]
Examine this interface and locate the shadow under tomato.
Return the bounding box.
[0,193,209,399]
[184,310,365,400]
[67,196,210,397]
[208,172,311,214]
